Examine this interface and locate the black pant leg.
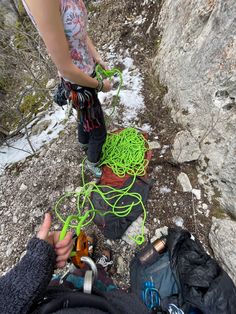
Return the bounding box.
[78,121,89,145]
[87,106,107,163]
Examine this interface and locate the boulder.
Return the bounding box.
[209,218,236,285]
[172,130,201,163]
[177,172,192,192]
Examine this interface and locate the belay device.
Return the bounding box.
[59,215,98,294]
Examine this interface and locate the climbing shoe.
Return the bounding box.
[85,160,102,178]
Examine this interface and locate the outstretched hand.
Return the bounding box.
[37,213,73,268]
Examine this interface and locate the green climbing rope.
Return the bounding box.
[100,128,149,177]
[95,64,123,115]
[56,128,149,245]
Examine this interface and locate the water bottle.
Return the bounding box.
[138,236,167,266]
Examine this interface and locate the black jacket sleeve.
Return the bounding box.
[0,237,56,314]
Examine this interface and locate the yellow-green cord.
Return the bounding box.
[56,128,149,245]
[95,64,123,116]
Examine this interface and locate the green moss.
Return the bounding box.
[17,0,26,16]
[0,76,12,93]
[212,206,226,219]
[150,73,168,98]
[14,15,33,49]
[155,35,162,51]
[0,110,21,131]
[14,21,26,49]
[211,188,226,219]
[58,130,65,138]
[87,3,98,13]
[19,93,47,115]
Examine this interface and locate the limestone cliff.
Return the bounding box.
[154,0,236,217]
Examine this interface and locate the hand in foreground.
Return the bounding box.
[37,213,73,268]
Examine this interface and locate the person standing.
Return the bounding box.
[22,0,112,177]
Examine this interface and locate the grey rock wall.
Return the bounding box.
[153,0,236,217]
[209,218,236,285]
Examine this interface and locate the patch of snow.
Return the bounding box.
[173,216,184,227]
[160,186,171,194]
[134,15,146,26]
[160,145,169,155]
[99,52,146,128]
[138,123,153,133]
[0,105,75,174]
[142,0,156,5]
[202,203,208,210]
[192,189,201,200]
[151,226,168,242]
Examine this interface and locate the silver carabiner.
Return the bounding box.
[81,256,98,294]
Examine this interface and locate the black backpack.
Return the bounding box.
[30,286,149,314]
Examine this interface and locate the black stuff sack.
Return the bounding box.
[91,177,151,239]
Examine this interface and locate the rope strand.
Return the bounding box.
[55,128,149,245]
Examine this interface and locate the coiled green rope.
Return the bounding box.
[56,128,149,245]
[100,128,149,177]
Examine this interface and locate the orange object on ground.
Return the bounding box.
[71,230,89,268]
[100,132,152,188]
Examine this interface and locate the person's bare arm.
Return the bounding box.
[25,0,103,89]
[87,35,109,70]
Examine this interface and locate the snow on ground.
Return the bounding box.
[99,50,152,132]
[0,105,75,174]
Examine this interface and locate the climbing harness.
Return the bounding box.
[54,64,123,129]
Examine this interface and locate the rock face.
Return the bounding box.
[209,218,236,285]
[153,0,236,217]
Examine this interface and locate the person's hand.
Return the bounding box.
[37,213,73,268]
[102,79,113,92]
[97,59,109,70]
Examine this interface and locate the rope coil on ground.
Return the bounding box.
[55,128,149,245]
[100,128,149,177]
